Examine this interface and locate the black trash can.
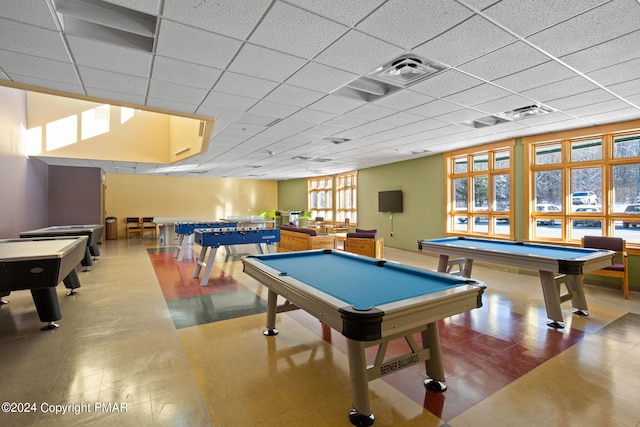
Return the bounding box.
[106,217,117,240]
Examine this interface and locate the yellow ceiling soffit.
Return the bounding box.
[3,80,214,163]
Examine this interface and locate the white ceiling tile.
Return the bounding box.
[413,15,516,67]
[308,95,365,115]
[406,99,462,118]
[286,108,337,125]
[249,2,347,59]
[285,0,386,26]
[286,62,357,93]
[263,84,325,107]
[563,99,636,117]
[78,66,148,96]
[561,30,640,73]
[458,41,550,81]
[410,70,485,98]
[156,20,242,69]
[322,115,369,129]
[607,78,640,98]
[152,56,222,89]
[588,57,640,87]
[67,36,152,78]
[247,100,300,119]
[85,87,146,106]
[200,91,258,112]
[433,107,487,124]
[521,76,601,103]
[546,89,617,111]
[344,104,396,121]
[372,89,434,110]
[147,80,208,105]
[492,61,579,93]
[0,50,78,85]
[0,18,69,61]
[228,44,308,83]
[213,71,280,98]
[146,97,199,115]
[162,0,270,39]
[9,74,83,95]
[356,0,473,49]
[483,0,607,37]
[526,0,640,57]
[314,30,404,74]
[443,83,513,107]
[0,0,58,29]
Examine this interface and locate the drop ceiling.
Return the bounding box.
[1,0,640,179]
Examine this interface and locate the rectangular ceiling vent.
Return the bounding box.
[367,54,447,87]
[495,104,555,121]
[53,0,157,52]
[334,76,401,102]
[459,114,513,129]
[322,137,351,144]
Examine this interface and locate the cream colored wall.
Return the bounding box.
[105,174,278,237]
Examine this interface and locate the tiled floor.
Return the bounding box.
[1,238,639,427]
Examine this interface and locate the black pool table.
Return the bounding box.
[20,224,104,268]
[0,236,87,330]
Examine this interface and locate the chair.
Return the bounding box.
[141,217,157,240]
[312,216,325,233]
[125,217,142,238]
[582,236,629,299]
[333,218,350,233]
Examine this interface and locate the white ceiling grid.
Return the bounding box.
[0,0,639,179]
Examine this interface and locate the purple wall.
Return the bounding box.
[48,166,102,225]
[0,87,49,238]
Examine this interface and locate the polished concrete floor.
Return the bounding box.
[1,238,639,427]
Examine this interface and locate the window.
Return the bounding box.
[308,176,333,221]
[526,130,640,245]
[335,171,357,224]
[446,141,515,239]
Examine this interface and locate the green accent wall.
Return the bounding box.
[277,179,307,212]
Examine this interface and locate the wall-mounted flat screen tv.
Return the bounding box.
[378,190,402,213]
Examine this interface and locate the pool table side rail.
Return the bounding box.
[417,240,615,275]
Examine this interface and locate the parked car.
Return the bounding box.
[574,207,601,227]
[536,204,560,225]
[572,191,598,205]
[622,204,640,228]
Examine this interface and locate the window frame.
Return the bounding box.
[524,124,640,248]
[445,140,515,240]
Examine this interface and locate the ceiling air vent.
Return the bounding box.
[459,114,512,129]
[495,104,555,120]
[367,54,447,87]
[53,0,157,52]
[322,137,351,144]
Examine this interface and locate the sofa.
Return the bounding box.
[277,225,335,252]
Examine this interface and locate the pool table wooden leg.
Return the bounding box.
[346,338,375,426]
[422,321,447,391]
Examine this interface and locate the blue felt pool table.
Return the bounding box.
[242,249,486,426]
[417,237,616,328]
